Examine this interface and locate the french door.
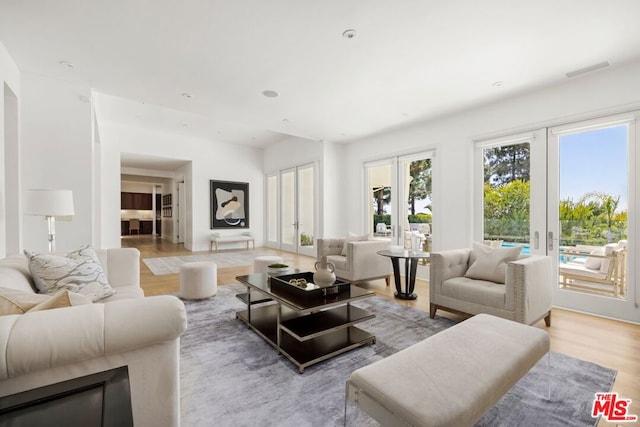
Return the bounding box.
[364,151,434,248]
[476,115,638,322]
[548,114,637,322]
[267,163,316,256]
[474,129,547,255]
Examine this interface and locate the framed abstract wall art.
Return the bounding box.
[210,180,249,228]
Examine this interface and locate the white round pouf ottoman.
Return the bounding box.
[253,256,284,273]
[180,262,217,300]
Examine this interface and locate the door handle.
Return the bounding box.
[548,231,554,251]
[534,231,539,250]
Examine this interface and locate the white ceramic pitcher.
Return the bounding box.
[313,256,336,287]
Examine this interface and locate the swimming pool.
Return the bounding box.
[500,242,531,254]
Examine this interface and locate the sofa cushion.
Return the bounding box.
[326,255,348,271]
[0,287,50,315]
[465,243,521,284]
[25,245,116,302]
[28,290,92,313]
[442,276,506,309]
[341,233,368,256]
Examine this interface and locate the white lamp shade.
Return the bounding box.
[24,189,75,217]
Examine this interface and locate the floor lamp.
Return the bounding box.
[24,189,75,252]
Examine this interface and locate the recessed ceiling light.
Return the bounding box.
[58,60,76,69]
[181,92,192,99]
[182,123,188,128]
[492,81,504,87]
[78,95,90,103]
[282,118,289,123]
[262,90,279,98]
[402,112,409,118]
[342,29,357,39]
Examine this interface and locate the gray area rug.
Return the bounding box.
[180,284,616,426]
[143,251,278,275]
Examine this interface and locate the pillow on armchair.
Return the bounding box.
[464,242,522,284]
[341,233,369,256]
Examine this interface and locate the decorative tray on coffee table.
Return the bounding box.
[270,272,349,299]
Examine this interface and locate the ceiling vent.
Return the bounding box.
[566,61,610,78]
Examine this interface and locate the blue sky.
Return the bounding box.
[559,125,628,211]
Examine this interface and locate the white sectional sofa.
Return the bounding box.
[0,248,187,427]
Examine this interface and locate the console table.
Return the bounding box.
[235,272,376,373]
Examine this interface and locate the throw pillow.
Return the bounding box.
[28,289,92,313]
[599,243,619,274]
[584,247,604,270]
[25,245,116,302]
[0,287,50,315]
[341,233,369,256]
[464,242,522,284]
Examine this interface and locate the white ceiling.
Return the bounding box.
[2,0,640,147]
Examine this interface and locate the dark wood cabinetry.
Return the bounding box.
[120,192,152,210]
[121,220,154,236]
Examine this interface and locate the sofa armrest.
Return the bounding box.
[506,255,552,324]
[429,249,472,295]
[348,240,391,277]
[103,248,140,288]
[1,295,186,380]
[316,238,345,259]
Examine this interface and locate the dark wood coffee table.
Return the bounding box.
[235,272,376,373]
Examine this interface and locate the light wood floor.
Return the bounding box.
[124,235,640,425]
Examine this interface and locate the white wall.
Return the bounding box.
[20,73,92,253]
[98,122,263,251]
[0,42,21,258]
[320,140,345,238]
[343,61,640,253]
[263,136,335,245]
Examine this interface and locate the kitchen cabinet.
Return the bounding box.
[121,192,152,210]
[121,220,154,236]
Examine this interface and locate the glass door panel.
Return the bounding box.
[366,162,396,242]
[549,117,635,320]
[297,164,315,257]
[482,142,531,248]
[475,129,546,256]
[400,156,433,251]
[280,169,296,252]
[266,174,278,248]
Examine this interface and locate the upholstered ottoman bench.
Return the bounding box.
[345,314,549,427]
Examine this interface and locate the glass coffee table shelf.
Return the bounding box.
[235,272,376,373]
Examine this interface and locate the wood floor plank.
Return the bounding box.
[123,235,640,426]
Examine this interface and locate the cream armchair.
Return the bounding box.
[429,248,552,326]
[317,238,392,285]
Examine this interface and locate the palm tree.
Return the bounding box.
[578,192,620,242]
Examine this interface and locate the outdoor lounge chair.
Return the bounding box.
[559,240,627,297]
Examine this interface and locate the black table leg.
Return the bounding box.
[393,258,418,300]
[390,257,402,294]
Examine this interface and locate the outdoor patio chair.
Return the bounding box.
[559,240,627,297]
